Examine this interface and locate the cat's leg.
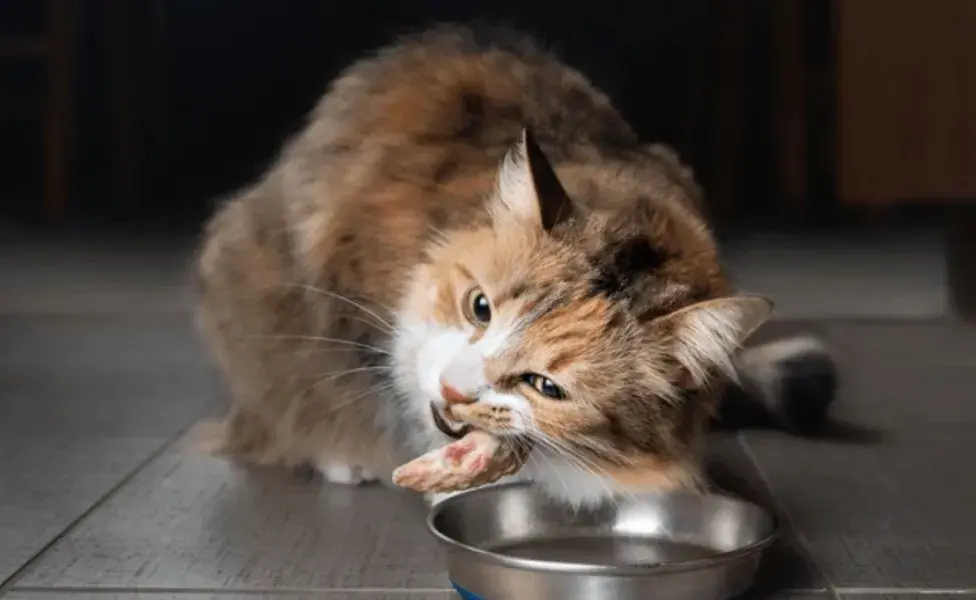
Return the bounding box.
[191,408,284,466]
[197,205,392,481]
[194,381,385,484]
[279,373,397,487]
[195,196,306,469]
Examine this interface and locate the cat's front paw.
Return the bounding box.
[392,430,525,493]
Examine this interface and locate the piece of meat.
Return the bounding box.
[392,430,528,493]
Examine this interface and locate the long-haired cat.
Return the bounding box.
[194,24,836,507]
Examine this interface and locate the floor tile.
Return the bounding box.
[7,427,827,595]
[1,591,834,600]
[838,590,976,600]
[0,229,195,316]
[741,321,976,588]
[0,436,166,585]
[0,315,218,438]
[743,432,976,588]
[724,229,946,320]
[1,591,831,600]
[4,593,456,600]
[16,448,448,590]
[12,432,828,594]
[739,595,832,600]
[826,320,976,371]
[0,314,218,585]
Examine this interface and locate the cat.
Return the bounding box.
[194,23,836,507]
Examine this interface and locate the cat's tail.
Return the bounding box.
[717,336,838,434]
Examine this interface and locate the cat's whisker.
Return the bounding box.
[526,438,578,513]
[522,415,601,456]
[556,439,636,505]
[527,415,620,467]
[540,433,619,486]
[530,433,598,479]
[328,382,399,412]
[524,430,580,470]
[341,314,396,336]
[247,334,392,356]
[296,346,382,355]
[512,435,533,457]
[282,282,396,330]
[527,433,606,504]
[271,368,393,424]
[526,427,624,507]
[314,365,392,385]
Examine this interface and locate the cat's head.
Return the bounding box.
[393,129,771,504]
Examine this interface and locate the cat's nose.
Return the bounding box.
[439,380,475,406]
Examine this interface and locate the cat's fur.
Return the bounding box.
[194,24,836,506]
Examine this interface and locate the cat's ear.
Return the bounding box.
[493,128,575,231]
[647,295,773,386]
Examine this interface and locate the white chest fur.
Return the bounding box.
[523,450,619,508]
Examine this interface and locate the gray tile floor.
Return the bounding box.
[2,228,974,599]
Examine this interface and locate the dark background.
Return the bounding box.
[0,0,849,230]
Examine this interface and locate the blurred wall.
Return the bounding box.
[1,0,717,224]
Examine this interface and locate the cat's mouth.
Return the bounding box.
[430,403,471,439]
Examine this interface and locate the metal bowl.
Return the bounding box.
[428,481,778,600]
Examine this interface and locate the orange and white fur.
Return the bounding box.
[194,24,836,508]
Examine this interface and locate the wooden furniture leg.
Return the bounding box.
[43,0,80,222]
[769,0,808,221]
[102,0,145,213]
[947,205,976,322]
[708,0,750,221]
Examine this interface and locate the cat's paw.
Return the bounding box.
[392,433,496,492]
[392,430,525,493]
[318,461,378,486]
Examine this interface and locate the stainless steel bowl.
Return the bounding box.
[428,482,778,600]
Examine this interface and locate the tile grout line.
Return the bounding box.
[736,431,844,600]
[837,589,976,596]
[11,586,976,596]
[0,408,214,597]
[6,587,457,596]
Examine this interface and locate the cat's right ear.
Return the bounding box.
[492,128,576,232]
[646,295,773,387]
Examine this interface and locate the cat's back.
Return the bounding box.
[298,23,638,176]
[251,24,645,297]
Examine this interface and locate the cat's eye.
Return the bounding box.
[463,287,492,326]
[521,373,566,400]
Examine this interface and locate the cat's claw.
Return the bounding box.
[392,429,526,493]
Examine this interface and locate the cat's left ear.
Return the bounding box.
[647,295,773,386]
[493,128,576,231]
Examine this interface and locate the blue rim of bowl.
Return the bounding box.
[451,581,485,600]
[426,481,780,577]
